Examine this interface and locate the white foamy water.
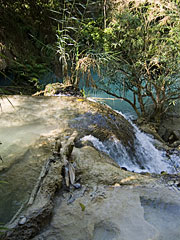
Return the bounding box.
[133,125,170,173]
[81,111,180,174]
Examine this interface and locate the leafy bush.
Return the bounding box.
[98,0,180,121]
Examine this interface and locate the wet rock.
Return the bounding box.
[140,185,180,240]
[2,137,154,240]
[137,123,165,143]
[0,95,136,224]
[158,102,180,146]
[2,96,180,240]
[3,130,180,240]
[69,103,135,148]
[2,157,63,240]
[34,186,160,240]
[36,83,83,97]
[18,216,27,225]
[121,167,128,171]
[171,140,180,148]
[72,146,151,186]
[31,140,180,240]
[72,183,82,189]
[173,130,180,140]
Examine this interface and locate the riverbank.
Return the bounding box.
[0,95,180,239]
[33,82,180,151]
[2,128,180,240]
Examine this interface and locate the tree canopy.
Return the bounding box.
[53,0,180,121]
[0,0,180,121]
[96,0,180,121]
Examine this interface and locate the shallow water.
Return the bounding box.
[0,96,77,223]
[0,95,179,226]
[0,95,135,224]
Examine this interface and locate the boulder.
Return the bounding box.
[72,146,151,186]
[2,127,180,240]
[1,154,63,240]
[2,132,154,240]
[36,186,159,240]
[158,101,180,145]
[32,144,180,240]
[33,83,83,97]
[1,96,180,240]
[0,95,136,227]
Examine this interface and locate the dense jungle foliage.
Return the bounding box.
[0,0,180,120]
[99,0,180,121]
[0,0,104,93]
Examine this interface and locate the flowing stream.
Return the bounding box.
[0,96,78,223]
[81,107,180,174]
[0,95,180,227]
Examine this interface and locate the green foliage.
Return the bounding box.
[55,0,103,86]
[1,0,179,120]
[80,20,104,48]
[0,225,8,235]
[97,0,180,121]
[0,0,59,93]
[79,202,86,211]
[54,0,180,122]
[0,0,105,93]
[0,181,7,184]
[11,60,50,90]
[80,88,86,97]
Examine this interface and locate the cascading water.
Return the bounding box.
[0,95,180,227]
[81,110,180,174]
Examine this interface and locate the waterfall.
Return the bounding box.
[81,111,180,174]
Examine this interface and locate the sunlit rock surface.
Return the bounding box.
[33,145,180,240]
[36,187,159,240]
[0,95,135,224]
[1,96,180,240]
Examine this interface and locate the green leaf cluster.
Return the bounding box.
[55,0,103,86]
[0,0,59,93]
[97,0,180,120]
[1,0,179,119]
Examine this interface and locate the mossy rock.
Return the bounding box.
[44,83,83,97]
